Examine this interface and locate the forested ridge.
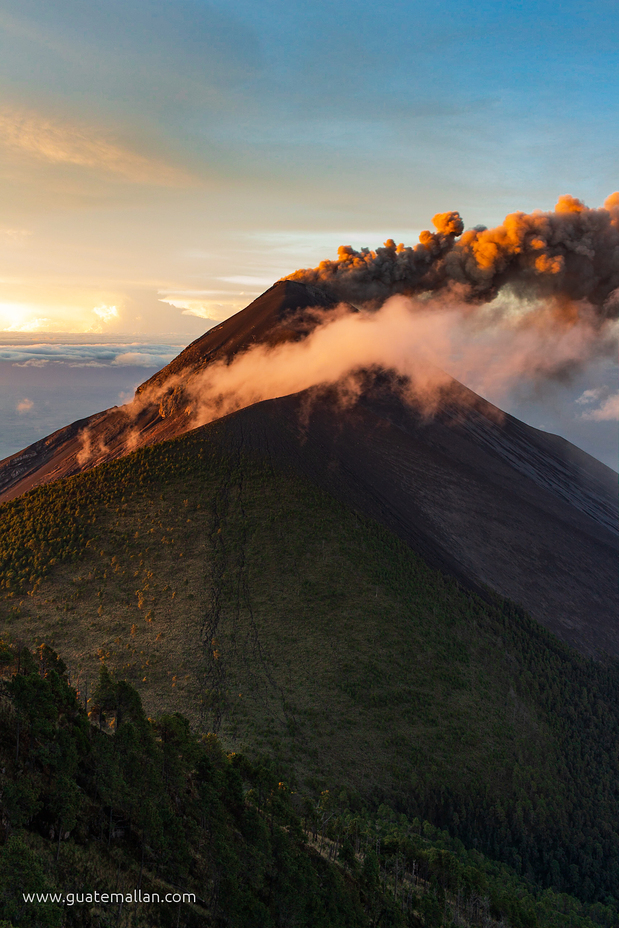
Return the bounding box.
[0,645,616,928]
[0,426,619,923]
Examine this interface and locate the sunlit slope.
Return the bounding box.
[2,423,619,900]
[0,281,341,503]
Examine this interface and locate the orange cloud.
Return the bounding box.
[0,106,192,186]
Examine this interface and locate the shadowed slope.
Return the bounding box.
[206,384,617,658]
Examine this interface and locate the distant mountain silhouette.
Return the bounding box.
[0,280,616,657]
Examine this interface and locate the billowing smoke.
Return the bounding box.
[186,300,458,426]
[150,296,613,433]
[167,195,618,425]
[284,194,619,321]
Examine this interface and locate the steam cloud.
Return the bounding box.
[166,296,613,430]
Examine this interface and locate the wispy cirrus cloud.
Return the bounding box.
[0,106,192,186]
[158,289,247,322]
[0,227,32,245]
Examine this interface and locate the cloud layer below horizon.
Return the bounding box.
[0,342,181,368]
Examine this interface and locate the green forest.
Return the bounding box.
[0,644,616,928]
[1,425,619,926]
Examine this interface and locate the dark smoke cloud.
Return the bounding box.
[284,195,619,322]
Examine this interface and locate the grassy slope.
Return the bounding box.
[1,424,619,905]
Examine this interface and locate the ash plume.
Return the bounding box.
[284,194,619,321]
[163,194,618,428]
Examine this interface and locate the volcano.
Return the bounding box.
[0,280,616,657]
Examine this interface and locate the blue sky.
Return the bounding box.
[1,0,617,329]
[0,0,617,464]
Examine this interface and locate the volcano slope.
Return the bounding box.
[0,280,616,661]
[2,421,619,907]
[0,279,618,908]
[0,280,342,503]
[210,381,618,660]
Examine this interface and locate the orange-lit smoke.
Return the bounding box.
[284,194,619,321]
[186,299,455,426]
[174,294,613,430]
[177,194,619,423]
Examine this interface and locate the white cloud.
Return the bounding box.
[581,392,619,422]
[575,388,603,405]
[111,351,177,367]
[17,397,33,413]
[1,343,180,367]
[13,358,49,367]
[159,295,237,322]
[66,361,108,368]
[181,305,227,320]
[92,304,118,324]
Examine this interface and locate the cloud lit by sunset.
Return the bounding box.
[0,106,191,185]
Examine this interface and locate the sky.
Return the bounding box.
[0,0,617,467]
